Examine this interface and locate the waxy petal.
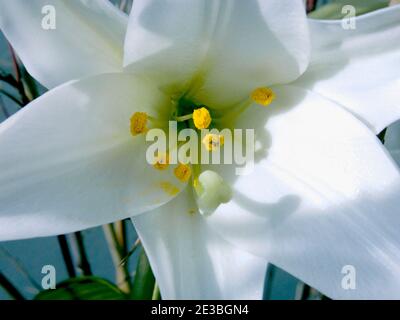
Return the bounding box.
[206,85,400,299]
[124,0,309,107]
[295,6,400,134]
[0,73,182,241]
[0,0,127,88]
[132,188,268,299]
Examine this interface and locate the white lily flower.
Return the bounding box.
[1,0,400,300]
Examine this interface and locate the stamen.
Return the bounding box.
[174,163,192,182]
[175,114,193,122]
[130,112,148,136]
[251,87,275,106]
[202,134,224,151]
[160,181,180,196]
[193,107,212,129]
[153,152,170,170]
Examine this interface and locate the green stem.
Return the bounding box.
[103,223,133,293]
[57,235,76,278]
[7,44,30,105]
[0,272,25,300]
[21,67,40,101]
[120,238,141,267]
[74,232,93,276]
[175,114,193,122]
[296,282,311,300]
[152,284,161,300]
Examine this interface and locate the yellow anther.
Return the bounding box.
[130,112,148,136]
[251,87,275,106]
[193,107,212,129]
[202,134,224,151]
[153,152,170,170]
[160,182,180,196]
[174,163,192,182]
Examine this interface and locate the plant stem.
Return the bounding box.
[57,235,76,278]
[0,246,41,290]
[7,44,30,105]
[103,223,133,293]
[152,284,161,300]
[21,67,40,101]
[120,238,141,267]
[296,282,311,300]
[0,272,25,300]
[74,231,93,276]
[8,43,21,84]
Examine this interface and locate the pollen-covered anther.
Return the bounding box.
[174,163,192,182]
[251,87,276,106]
[202,134,224,151]
[130,112,148,136]
[153,153,170,170]
[193,107,212,129]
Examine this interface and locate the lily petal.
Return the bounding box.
[132,188,268,299]
[0,0,127,88]
[0,73,181,241]
[294,6,400,134]
[124,0,309,107]
[206,85,400,299]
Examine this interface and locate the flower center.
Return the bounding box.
[129,86,275,215]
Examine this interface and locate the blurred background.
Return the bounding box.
[0,0,396,300]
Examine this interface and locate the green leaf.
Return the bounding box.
[34,276,128,300]
[309,0,389,19]
[131,248,157,300]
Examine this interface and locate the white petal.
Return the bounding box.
[205,85,400,299]
[124,0,309,107]
[132,188,268,299]
[294,6,400,134]
[0,0,127,88]
[0,73,183,241]
[385,120,400,166]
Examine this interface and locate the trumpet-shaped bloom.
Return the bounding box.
[1,0,400,299]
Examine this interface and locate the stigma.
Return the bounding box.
[130,112,148,136]
[195,170,232,216]
[251,87,275,106]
